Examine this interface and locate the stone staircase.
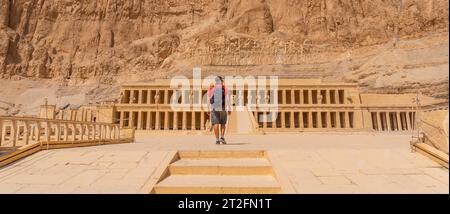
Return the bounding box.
[152,151,281,194]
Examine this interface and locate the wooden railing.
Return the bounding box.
[0,116,121,148]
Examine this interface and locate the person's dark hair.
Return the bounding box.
[215,76,224,84]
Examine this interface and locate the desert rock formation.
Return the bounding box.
[0,0,448,115]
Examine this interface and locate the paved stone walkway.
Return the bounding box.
[0,133,448,194]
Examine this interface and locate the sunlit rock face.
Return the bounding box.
[0,0,448,99]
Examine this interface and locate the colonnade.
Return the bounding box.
[119,111,210,131]
[120,88,350,106]
[370,111,416,131]
[255,111,355,130]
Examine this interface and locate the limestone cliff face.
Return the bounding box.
[0,0,448,97]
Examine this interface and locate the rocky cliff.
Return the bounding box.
[0,0,448,101]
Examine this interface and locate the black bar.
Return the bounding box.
[1,194,448,212]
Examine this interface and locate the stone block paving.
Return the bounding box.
[0,149,169,194]
[0,133,448,194]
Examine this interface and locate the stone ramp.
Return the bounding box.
[152,151,281,194]
[227,107,261,134]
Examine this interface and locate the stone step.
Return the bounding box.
[178,150,267,159]
[169,158,273,175]
[153,175,281,194]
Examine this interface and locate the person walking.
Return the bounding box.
[207,76,232,145]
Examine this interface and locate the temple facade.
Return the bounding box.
[38,78,445,134]
[110,79,429,133]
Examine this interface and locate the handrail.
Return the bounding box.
[420,118,449,152]
[0,116,122,148]
[0,116,116,126]
[421,120,448,137]
[246,106,262,134]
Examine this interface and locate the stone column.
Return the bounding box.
[247,93,253,106]
[110,126,114,139]
[91,125,96,140]
[281,111,286,128]
[103,126,107,139]
[102,125,106,139]
[406,112,412,131]
[263,112,268,129]
[119,111,124,128]
[191,112,196,130]
[200,112,205,130]
[79,124,85,140]
[89,124,94,140]
[103,125,107,139]
[81,109,86,122]
[345,112,350,129]
[282,90,287,105]
[82,124,88,140]
[129,90,134,104]
[35,122,41,142]
[308,90,313,105]
[181,90,186,105]
[155,112,161,130]
[318,112,323,129]
[328,112,333,128]
[335,90,340,104]
[239,91,244,107]
[55,122,61,142]
[96,125,101,139]
[377,112,383,131]
[324,112,330,129]
[299,112,304,128]
[85,109,91,122]
[62,123,68,141]
[137,111,142,130]
[198,90,203,105]
[23,121,30,145]
[30,123,37,143]
[138,90,142,104]
[386,113,393,131]
[10,120,17,146]
[336,112,341,128]
[147,112,152,130]
[182,112,187,130]
[117,126,121,139]
[74,124,83,140]
[291,91,295,105]
[44,122,51,142]
[103,126,108,139]
[299,90,304,105]
[164,90,169,104]
[129,112,135,129]
[86,124,91,140]
[396,112,402,131]
[290,111,295,129]
[327,89,336,104]
[106,126,111,139]
[93,125,98,139]
[65,124,74,141]
[308,112,313,128]
[165,112,170,130]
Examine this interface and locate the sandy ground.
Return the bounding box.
[0,133,447,194]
